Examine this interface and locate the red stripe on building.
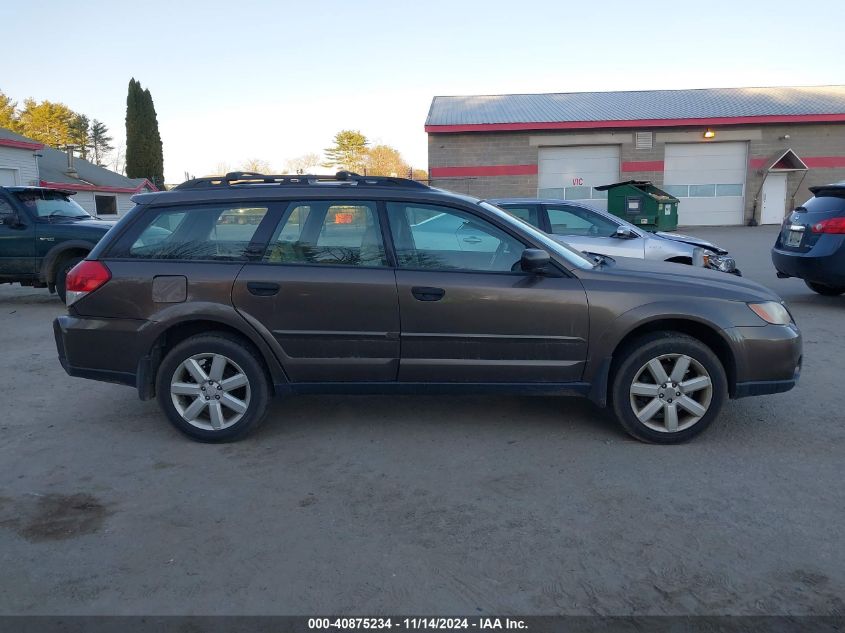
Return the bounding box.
[0,138,44,150]
[803,156,845,168]
[621,160,664,172]
[425,113,845,134]
[40,179,158,193]
[748,157,768,169]
[429,164,538,178]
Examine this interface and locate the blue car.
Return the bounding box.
[772,182,845,295]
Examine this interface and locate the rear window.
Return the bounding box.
[110,204,269,260]
[799,194,845,214]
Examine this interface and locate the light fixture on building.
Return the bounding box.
[703,128,716,139]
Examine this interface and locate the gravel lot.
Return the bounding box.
[0,225,843,615]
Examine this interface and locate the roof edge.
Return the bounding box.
[425,113,845,133]
[40,179,158,194]
[0,137,44,151]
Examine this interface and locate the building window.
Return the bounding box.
[95,195,118,215]
[716,184,744,197]
[689,184,716,198]
[662,185,689,198]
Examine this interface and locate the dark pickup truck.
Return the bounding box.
[0,186,115,301]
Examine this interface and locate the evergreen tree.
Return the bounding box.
[69,114,90,159]
[88,119,114,166]
[0,91,17,131]
[16,98,77,147]
[125,78,165,189]
[323,130,368,173]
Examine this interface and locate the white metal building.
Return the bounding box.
[0,127,156,215]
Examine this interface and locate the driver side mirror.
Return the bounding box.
[613,226,637,239]
[520,248,551,274]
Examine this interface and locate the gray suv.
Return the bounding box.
[53,172,802,444]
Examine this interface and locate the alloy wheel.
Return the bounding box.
[629,353,713,433]
[170,353,251,431]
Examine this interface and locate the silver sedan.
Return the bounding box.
[490,198,739,274]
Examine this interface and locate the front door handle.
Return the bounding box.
[462,236,482,244]
[411,286,445,301]
[247,281,280,296]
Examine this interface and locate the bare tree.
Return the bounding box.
[240,158,273,174]
[283,153,321,174]
[209,161,232,176]
[106,143,126,175]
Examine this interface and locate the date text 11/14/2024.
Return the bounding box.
[308,617,528,630]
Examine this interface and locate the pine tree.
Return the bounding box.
[125,79,143,179]
[69,114,90,159]
[125,79,165,189]
[0,91,17,131]
[323,130,368,173]
[88,119,114,166]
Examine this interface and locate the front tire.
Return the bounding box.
[610,332,727,444]
[805,280,845,296]
[55,256,84,303]
[156,334,271,442]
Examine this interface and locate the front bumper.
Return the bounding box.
[725,323,802,399]
[54,314,148,388]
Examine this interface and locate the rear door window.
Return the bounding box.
[113,204,270,260]
[546,205,618,237]
[264,201,387,267]
[500,205,542,229]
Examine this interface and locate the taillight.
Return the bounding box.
[811,217,845,234]
[65,260,111,306]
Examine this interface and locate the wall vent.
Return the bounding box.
[635,131,653,150]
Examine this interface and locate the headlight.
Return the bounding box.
[707,254,736,273]
[748,301,792,325]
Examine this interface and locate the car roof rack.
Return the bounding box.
[173,170,430,191]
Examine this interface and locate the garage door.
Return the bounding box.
[663,142,747,226]
[0,168,18,186]
[538,146,620,210]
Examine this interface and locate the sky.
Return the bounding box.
[3,0,844,183]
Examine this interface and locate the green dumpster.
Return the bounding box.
[595,180,680,232]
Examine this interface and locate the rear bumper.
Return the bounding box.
[771,237,845,286]
[54,315,148,388]
[726,323,802,399]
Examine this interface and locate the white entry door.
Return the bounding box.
[538,145,620,210]
[761,173,788,224]
[0,168,18,186]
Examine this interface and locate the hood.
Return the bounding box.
[588,255,778,302]
[654,231,728,255]
[77,218,118,230]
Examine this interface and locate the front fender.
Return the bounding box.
[582,299,754,404]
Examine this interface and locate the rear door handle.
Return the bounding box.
[411,286,445,301]
[247,281,280,296]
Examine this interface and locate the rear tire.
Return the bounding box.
[805,280,845,296]
[55,256,84,303]
[155,334,271,442]
[610,332,727,444]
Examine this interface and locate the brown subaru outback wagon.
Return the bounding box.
[54,172,802,443]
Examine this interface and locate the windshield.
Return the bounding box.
[479,201,595,269]
[13,190,92,219]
